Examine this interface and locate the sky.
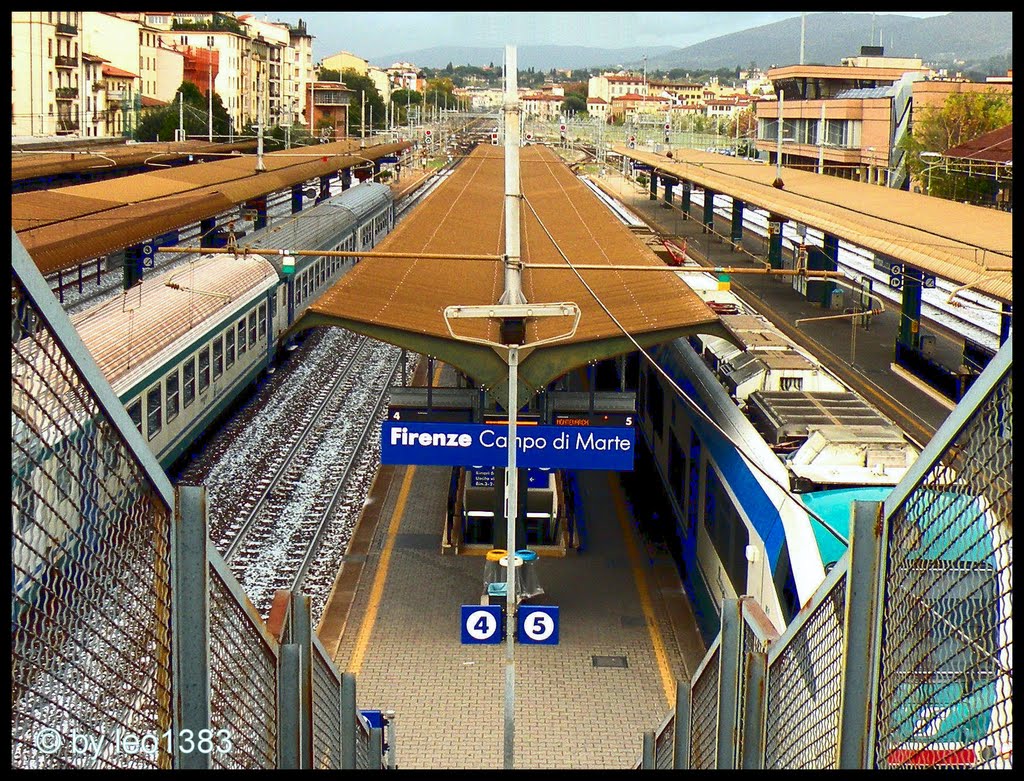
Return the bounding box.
[242,11,951,64]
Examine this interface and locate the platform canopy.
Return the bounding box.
[615,145,1012,304]
[301,145,730,407]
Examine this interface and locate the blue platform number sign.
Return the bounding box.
[518,605,559,645]
[461,604,502,644]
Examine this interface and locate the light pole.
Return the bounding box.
[773,89,785,187]
[919,150,943,196]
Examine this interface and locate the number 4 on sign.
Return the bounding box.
[460,605,502,644]
[518,605,559,645]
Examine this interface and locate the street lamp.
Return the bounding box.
[919,150,943,196]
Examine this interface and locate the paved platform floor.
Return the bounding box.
[319,430,705,769]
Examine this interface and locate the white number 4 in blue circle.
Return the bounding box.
[461,605,502,644]
[518,606,559,645]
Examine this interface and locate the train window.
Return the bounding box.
[258,302,267,339]
[248,311,257,345]
[183,357,196,408]
[647,372,665,439]
[269,291,277,321]
[128,398,143,435]
[166,371,179,423]
[238,319,247,355]
[198,347,210,393]
[225,328,235,369]
[705,462,749,591]
[668,434,685,506]
[146,384,162,440]
[212,337,223,381]
[302,273,310,300]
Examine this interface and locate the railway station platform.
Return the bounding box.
[590,171,959,442]
[317,371,705,769]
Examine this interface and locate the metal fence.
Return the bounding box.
[11,230,392,769]
[636,334,1012,769]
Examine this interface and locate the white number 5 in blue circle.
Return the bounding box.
[518,606,559,645]
[461,605,502,644]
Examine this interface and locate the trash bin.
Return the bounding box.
[515,549,543,600]
[483,549,507,604]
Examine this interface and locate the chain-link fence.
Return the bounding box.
[874,344,1012,769]
[12,236,175,769]
[11,232,393,770]
[638,335,1011,770]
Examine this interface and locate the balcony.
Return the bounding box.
[107,90,126,101]
[55,87,78,100]
[56,22,78,36]
[56,119,79,134]
[55,55,76,68]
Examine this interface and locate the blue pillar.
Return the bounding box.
[806,233,839,306]
[649,170,658,200]
[373,160,381,178]
[702,188,715,233]
[123,244,144,290]
[1000,302,1012,345]
[200,216,216,241]
[291,183,303,214]
[340,168,352,191]
[318,174,332,202]
[730,200,744,249]
[681,182,691,219]
[899,266,923,349]
[767,214,785,270]
[663,178,674,205]
[253,197,267,230]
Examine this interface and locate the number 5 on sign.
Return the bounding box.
[460,605,502,644]
[518,605,559,645]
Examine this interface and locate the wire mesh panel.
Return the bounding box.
[207,563,278,768]
[11,267,174,768]
[654,712,676,769]
[875,362,1012,769]
[311,637,343,769]
[354,712,372,769]
[764,571,847,769]
[689,643,721,769]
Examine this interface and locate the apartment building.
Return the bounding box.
[12,11,84,137]
[609,93,671,122]
[522,92,564,121]
[588,73,649,103]
[648,79,703,106]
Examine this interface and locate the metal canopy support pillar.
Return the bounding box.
[340,168,351,191]
[649,170,658,200]
[716,598,742,769]
[702,188,715,234]
[171,486,211,769]
[767,214,785,270]
[318,173,332,202]
[806,232,838,307]
[730,199,744,249]
[1000,302,1012,345]
[837,501,885,768]
[663,177,674,205]
[123,243,143,290]
[291,183,303,213]
[199,216,217,246]
[681,181,691,219]
[898,266,923,349]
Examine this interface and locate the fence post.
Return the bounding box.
[837,500,885,768]
[641,730,656,768]
[341,672,357,769]
[290,593,314,768]
[739,600,772,769]
[370,726,385,769]
[171,485,211,769]
[278,644,301,768]
[673,679,690,769]
[716,598,742,769]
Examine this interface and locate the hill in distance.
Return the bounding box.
[370,12,1011,74]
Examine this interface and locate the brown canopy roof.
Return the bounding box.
[301,144,727,407]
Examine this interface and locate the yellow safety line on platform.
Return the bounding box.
[607,474,676,708]
[347,464,416,675]
[348,360,444,674]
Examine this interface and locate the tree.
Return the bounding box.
[134,81,230,142]
[900,89,1012,203]
[390,88,422,124]
[561,94,587,116]
[317,68,342,82]
[341,68,386,135]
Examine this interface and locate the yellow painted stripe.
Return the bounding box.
[348,359,444,673]
[607,474,676,707]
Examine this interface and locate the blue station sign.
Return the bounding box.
[381,421,634,470]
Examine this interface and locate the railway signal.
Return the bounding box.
[491,131,499,145]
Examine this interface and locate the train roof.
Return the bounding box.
[71,255,278,392]
[239,182,393,272]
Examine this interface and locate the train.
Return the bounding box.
[627,254,923,636]
[13,182,395,601]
